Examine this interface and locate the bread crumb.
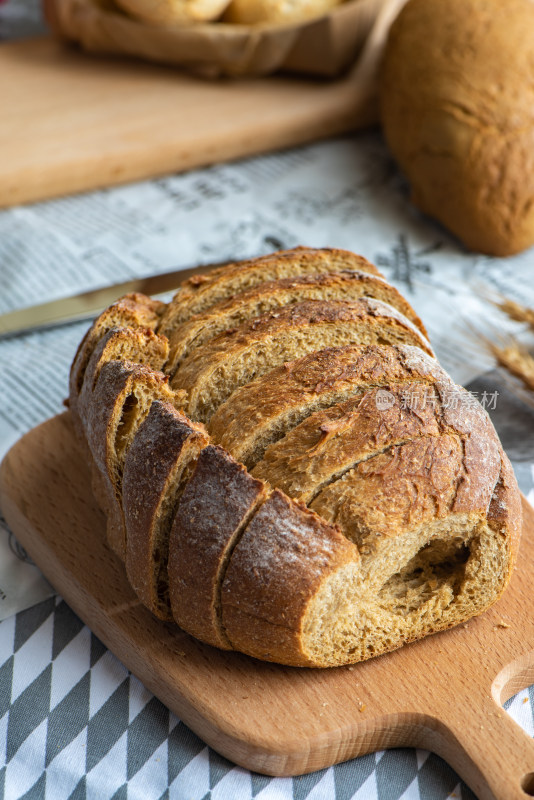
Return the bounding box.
[496,620,511,629]
[523,697,529,704]
[358,702,366,712]
[322,702,329,707]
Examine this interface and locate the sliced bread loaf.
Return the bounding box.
[69,246,522,669]
[173,298,434,423]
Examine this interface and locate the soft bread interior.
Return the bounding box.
[84,327,169,394]
[165,270,427,374]
[89,362,184,558]
[78,327,169,427]
[300,513,505,667]
[70,293,164,402]
[147,438,204,618]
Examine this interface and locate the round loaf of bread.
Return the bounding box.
[224,0,344,25]
[69,246,522,667]
[380,0,534,256]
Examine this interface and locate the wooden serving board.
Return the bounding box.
[0,7,391,210]
[2,412,534,799]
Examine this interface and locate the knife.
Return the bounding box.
[0,259,232,340]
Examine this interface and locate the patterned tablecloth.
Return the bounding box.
[1,3,534,799]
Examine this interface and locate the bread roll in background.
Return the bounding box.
[380,0,534,257]
[114,0,231,24]
[224,0,344,25]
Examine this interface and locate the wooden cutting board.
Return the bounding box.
[0,0,396,210]
[1,411,534,800]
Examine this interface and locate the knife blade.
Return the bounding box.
[0,258,232,340]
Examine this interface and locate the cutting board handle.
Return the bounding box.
[433,690,534,800]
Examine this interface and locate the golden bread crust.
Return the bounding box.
[168,445,268,649]
[123,401,209,620]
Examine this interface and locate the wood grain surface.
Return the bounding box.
[0,0,394,210]
[1,411,534,799]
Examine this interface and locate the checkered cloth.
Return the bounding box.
[1,596,484,800]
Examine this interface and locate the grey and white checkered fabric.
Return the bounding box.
[0,595,487,800]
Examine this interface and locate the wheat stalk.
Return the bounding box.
[494,297,534,329]
[488,340,534,392]
[471,283,534,329]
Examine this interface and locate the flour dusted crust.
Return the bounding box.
[210,344,450,468]
[220,490,359,665]
[123,401,209,620]
[168,445,268,649]
[252,379,501,505]
[70,246,522,668]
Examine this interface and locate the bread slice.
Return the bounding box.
[69,293,165,411]
[158,246,382,336]
[165,270,428,375]
[210,344,448,469]
[85,360,185,559]
[221,489,361,666]
[123,401,209,620]
[168,445,269,649]
[252,379,501,505]
[173,298,434,423]
[78,326,169,422]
